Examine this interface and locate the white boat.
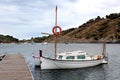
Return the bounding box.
[33,43,107,69]
[32,6,107,69]
[40,50,105,69]
[43,42,48,45]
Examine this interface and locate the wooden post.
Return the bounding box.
[39,50,42,57]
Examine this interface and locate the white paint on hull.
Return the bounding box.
[41,57,103,69]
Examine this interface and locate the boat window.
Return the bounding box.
[77,55,85,59]
[58,55,63,60]
[66,56,75,59]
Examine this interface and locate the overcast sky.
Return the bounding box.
[0,0,120,40]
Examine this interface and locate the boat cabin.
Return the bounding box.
[56,50,92,60]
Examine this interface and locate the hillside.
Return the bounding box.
[1,13,120,43]
[0,35,19,43]
[40,13,120,43]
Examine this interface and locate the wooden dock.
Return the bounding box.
[0,54,33,80]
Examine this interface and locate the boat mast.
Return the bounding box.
[55,5,58,26]
[102,42,106,57]
[54,5,58,59]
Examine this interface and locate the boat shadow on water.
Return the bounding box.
[34,64,107,80]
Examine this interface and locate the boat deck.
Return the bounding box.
[0,54,33,80]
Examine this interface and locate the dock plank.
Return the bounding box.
[0,54,33,80]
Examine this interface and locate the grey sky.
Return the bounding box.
[0,0,120,39]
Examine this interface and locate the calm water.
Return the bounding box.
[0,43,120,80]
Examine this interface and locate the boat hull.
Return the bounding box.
[34,58,40,67]
[40,57,103,69]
